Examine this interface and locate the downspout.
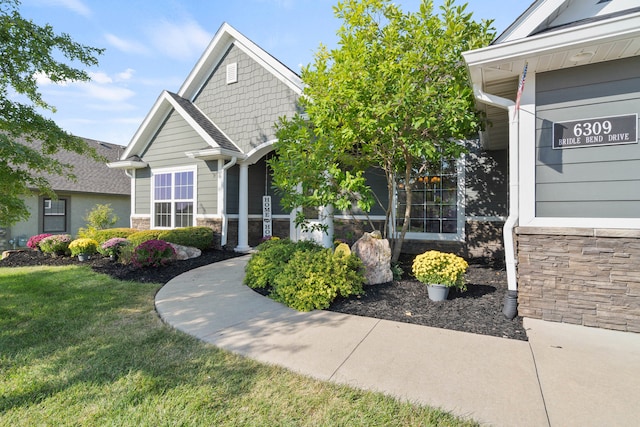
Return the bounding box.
[472,85,519,319]
[220,156,238,247]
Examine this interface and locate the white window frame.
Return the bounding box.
[391,156,466,242]
[151,166,197,229]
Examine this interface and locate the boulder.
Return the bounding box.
[351,232,393,285]
[168,243,202,260]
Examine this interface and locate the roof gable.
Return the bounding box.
[495,0,640,44]
[119,23,302,162]
[166,92,239,153]
[120,90,240,160]
[179,22,303,100]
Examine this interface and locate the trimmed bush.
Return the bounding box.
[27,233,53,250]
[78,227,138,244]
[271,248,365,312]
[127,230,164,248]
[39,234,72,256]
[68,238,99,256]
[158,227,214,250]
[132,240,176,268]
[244,239,322,289]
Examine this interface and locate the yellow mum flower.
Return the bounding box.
[411,250,468,291]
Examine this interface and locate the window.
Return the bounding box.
[395,155,463,238]
[43,198,67,232]
[152,169,195,228]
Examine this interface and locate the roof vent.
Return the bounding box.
[226,63,238,84]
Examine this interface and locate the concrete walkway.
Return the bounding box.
[155,256,640,427]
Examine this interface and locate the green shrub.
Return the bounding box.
[84,203,118,229]
[132,240,176,268]
[158,227,213,250]
[79,227,139,245]
[244,239,322,289]
[68,238,99,256]
[39,234,72,256]
[271,248,365,312]
[118,243,136,265]
[127,230,164,248]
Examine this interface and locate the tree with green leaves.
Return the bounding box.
[270,0,494,260]
[0,0,104,227]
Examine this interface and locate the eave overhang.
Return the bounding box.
[464,11,640,88]
[184,148,247,162]
[106,160,148,170]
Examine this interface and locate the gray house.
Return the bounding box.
[0,138,131,250]
[109,23,303,251]
[109,22,509,258]
[464,0,640,332]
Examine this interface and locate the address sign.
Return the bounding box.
[552,113,638,149]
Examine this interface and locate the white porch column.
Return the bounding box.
[320,204,334,248]
[235,162,251,252]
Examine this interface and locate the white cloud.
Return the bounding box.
[38,0,91,17]
[116,68,136,81]
[147,19,212,61]
[80,82,135,103]
[105,33,149,55]
[88,71,113,84]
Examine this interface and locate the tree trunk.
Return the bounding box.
[391,160,413,262]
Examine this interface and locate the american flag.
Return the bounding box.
[515,62,528,111]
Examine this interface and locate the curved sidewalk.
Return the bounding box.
[155,256,640,427]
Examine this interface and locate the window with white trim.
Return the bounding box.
[395,154,464,239]
[152,168,195,228]
[43,198,67,232]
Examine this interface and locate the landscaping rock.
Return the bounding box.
[169,243,201,260]
[351,231,393,285]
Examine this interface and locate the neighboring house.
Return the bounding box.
[108,22,508,258]
[463,0,640,332]
[0,138,131,250]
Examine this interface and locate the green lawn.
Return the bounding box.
[0,265,477,426]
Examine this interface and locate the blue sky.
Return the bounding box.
[20,0,532,146]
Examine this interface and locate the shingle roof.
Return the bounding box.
[27,137,131,196]
[167,91,239,152]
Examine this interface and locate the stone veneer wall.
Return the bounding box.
[131,216,150,231]
[516,227,640,333]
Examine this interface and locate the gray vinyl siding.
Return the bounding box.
[535,56,640,218]
[194,45,300,153]
[135,168,151,215]
[140,111,218,215]
[141,111,205,167]
[465,139,508,217]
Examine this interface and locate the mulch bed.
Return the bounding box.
[0,249,527,341]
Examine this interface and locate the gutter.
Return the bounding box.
[472,85,519,317]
